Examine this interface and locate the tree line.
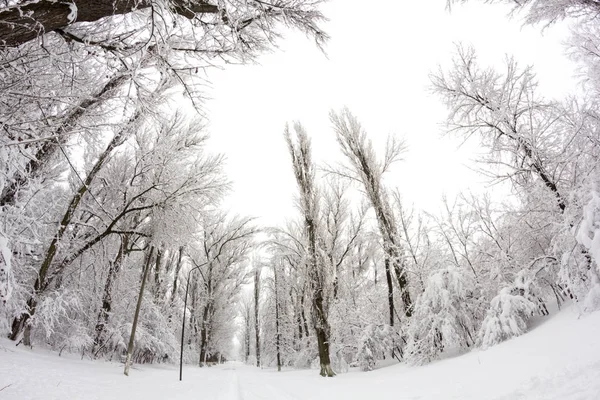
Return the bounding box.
[2,0,600,378]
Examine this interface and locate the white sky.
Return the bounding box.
[203,0,577,227]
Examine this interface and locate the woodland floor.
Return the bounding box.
[1,305,600,400]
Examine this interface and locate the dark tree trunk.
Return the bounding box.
[0,0,219,48]
[245,306,251,363]
[273,262,282,372]
[300,288,310,339]
[384,257,395,326]
[188,283,197,346]
[306,218,334,377]
[313,290,334,377]
[8,297,36,345]
[198,302,212,367]
[254,266,260,367]
[93,235,129,357]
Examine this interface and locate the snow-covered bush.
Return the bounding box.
[406,266,477,365]
[574,188,600,312]
[30,289,93,353]
[477,271,540,348]
[356,324,394,371]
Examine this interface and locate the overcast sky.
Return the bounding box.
[203,0,576,226]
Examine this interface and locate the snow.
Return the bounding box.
[66,2,77,24]
[1,306,600,400]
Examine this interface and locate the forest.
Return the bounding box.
[1,0,600,387]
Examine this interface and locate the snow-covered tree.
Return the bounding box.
[330,108,413,323]
[285,122,335,377]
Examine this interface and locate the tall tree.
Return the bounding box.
[285,122,335,377]
[330,108,413,321]
[254,262,261,368]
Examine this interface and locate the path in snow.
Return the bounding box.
[2,305,600,400]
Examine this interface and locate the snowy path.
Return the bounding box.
[2,306,600,400]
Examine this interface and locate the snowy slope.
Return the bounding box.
[1,306,599,400]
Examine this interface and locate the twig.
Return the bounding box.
[0,384,12,392]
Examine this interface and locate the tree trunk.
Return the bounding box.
[124,246,154,376]
[188,283,197,346]
[8,297,36,345]
[300,290,310,339]
[170,247,184,301]
[0,0,220,48]
[93,235,129,357]
[274,262,282,372]
[313,293,335,377]
[199,303,211,367]
[168,246,184,323]
[306,217,335,377]
[254,266,261,367]
[153,248,163,301]
[384,257,395,326]
[245,306,251,363]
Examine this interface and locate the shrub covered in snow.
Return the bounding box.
[406,266,477,365]
[356,324,394,371]
[477,271,541,348]
[574,189,600,312]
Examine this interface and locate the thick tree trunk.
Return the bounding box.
[306,217,335,377]
[198,304,211,367]
[313,293,335,377]
[8,297,35,344]
[124,246,154,376]
[0,0,219,48]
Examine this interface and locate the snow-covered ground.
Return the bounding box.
[2,306,600,400]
